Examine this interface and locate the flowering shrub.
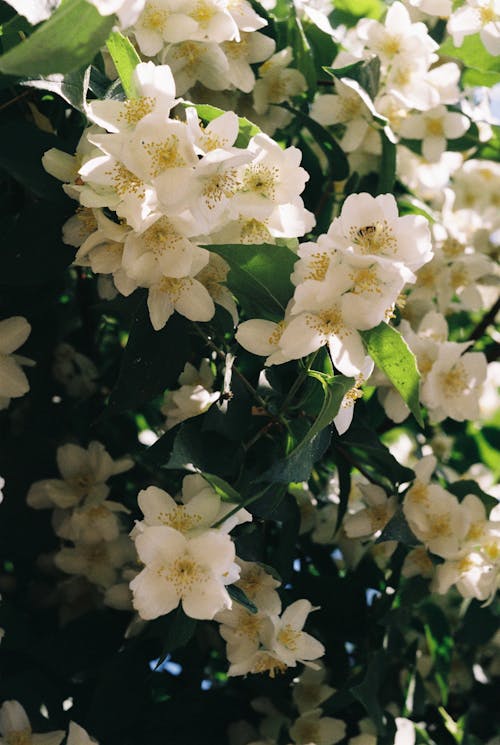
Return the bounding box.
[0,0,499,743]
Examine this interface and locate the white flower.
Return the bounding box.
[343,484,397,539]
[221,32,276,93]
[235,559,282,615]
[146,271,215,330]
[403,481,470,559]
[135,482,221,535]
[27,441,133,510]
[399,105,469,162]
[87,62,177,132]
[52,343,98,398]
[292,665,336,714]
[326,192,433,275]
[310,78,374,153]
[448,0,500,55]
[130,525,239,619]
[236,319,290,366]
[253,47,306,115]
[0,701,65,745]
[56,498,129,544]
[0,316,33,411]
[289,709,346,745]
[161,358,220,427]
[67,721,99,745]
[357,1,438,67]
[55,534,135,588]
[265,600,325,668]
[163,41,231,95]
[87,0,146,27]
[421,346,488,423]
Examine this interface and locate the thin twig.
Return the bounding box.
[469,296,500,342]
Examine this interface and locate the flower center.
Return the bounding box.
[277,624,301,650]
[6,730,32,745]
[349,220,397,257]
[251,652,288,677]
[165,555,206,592]
[108,163,145,198]
[159,505,202,533]
[141,2,168,31]
[242,164,278,200]
[119,97,156,127]
[426,118,444,137]
[144,135,185,178]
[439,363,467,397]
[305,252,330,282]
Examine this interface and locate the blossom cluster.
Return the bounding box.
[0,700,97,745]
[216,560,325,678]
[311,2,469,167]
[26,441,136,611]
[403,456,500,602]
[43,61,313,330]
[237,191,432,430]
[129,474,251,620]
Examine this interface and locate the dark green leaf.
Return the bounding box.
[165,420,239,477]
[21,65,90,111]
[0,0,115,76]
[324,56,380,99]
[258,426,332,483]
[352,650,388,734]
[281,102,349,181]
[377,508,419,546]
[377,129,396,195]
[201,472,241,502]
[227,584,258,614]
[447,479,497,516]
[209,243,297,320]
[421,602,453,705]
[108,301,201,413]
[360,323,423,427]
[0,120,71,200]
[288,13,316,96]
[105,30,141,99]
[334,422,415,487]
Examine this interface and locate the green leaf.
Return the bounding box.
[201,472,241,503]
[304,371,354,440]
[377,508,419,546]
[287,13,316,96]
[259,375,353,484]
[377,129,396,195]
[447,479,497,516]
[324,56,380,99]
[352,650,388,735]
[0,0,115,76]
[421,602,453,705]
[360,323,424,427]
[208,243,297,320]
[259,427,332,484]
[184,102,261,148]
[281,102,350,181]
[0,120,71,201]
[108,300,201,413]
[165,420,240,478]
[333,422,415,488]
[227,585,258,614]
[21,65,90,111]
[440,34,500,88]
[105,30,141,99]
